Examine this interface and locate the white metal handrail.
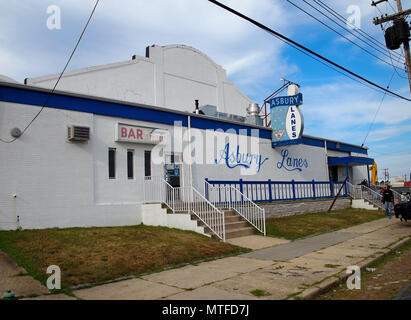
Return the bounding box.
[229,186,266,235]
[204,180,266,235]
[144,177,226,241]
[174,186,225,241]
[347,182,384,210]
[143,176,175,212]
[369,184,404,203]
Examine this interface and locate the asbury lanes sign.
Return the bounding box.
[270,93,304,145]
[286,105,303,139]
[270,93,303,107]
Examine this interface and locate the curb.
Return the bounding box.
[294,236,411,300]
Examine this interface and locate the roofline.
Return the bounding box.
[302,134,369,150]
[0,81,370,153]
[0,80,269,131]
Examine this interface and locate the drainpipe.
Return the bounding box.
[367,164,371,187]
[345,163,349,196]
[325,140,329,180]
[12,194,17,230]
[187,115,193,189]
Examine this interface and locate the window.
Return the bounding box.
[108,148,116,179]
[144,150,151,177]
[127,149,134,179]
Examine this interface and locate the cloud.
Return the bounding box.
[366,124,411,142]
[302,81,411,129]
[373,152,411,178]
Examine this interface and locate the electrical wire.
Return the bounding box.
[286,0,405,71]
[0,0,100,144]
[314,0,404,61]
[304,0,405,65]
[270,31,389,96]
[208,0,411,102]
[361,68,396,147]
[387,0,397,14]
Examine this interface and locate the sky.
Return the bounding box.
[1,0,410,180]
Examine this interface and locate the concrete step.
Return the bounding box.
[224,215,243,223]
[225,227,255,239]
[363,199,383,210]
[223,210,237,217]
[225,221,249,230]
[189,210,256,240]
[190,213,247,228]
[203,226,255,240]
[161,203,173,214]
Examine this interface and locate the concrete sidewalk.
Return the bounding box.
[0,250,49,298]
[69,218,410,300]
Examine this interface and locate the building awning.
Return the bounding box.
[327,156,374,166]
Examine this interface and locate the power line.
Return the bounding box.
[286,0,405,71]
[387,0,397,14]
[362,23,405,147]
[0,0,100,144]
[208,0,411,102]
[304,0,405,65]
[268,28,388,95]
[388,49,409,79]
[361,69,396,147]
[314,0,404,61]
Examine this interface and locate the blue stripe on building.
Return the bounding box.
[0,82,369,153]
[0,83,272,139]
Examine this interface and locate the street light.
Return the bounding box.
[280,77,300,87]
[280,78,300,95]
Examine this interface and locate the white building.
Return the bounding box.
[0,44,373,236]
[25,45,253,117]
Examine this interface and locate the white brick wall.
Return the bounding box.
[0,99,369,230]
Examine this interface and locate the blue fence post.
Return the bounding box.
[329,180,334,198]
[312,179,316,199]
[292,179,296,200]
[268,179,272,202]
[239,179,243,194]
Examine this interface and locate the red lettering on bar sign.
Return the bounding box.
[128,128,136,139]
[121,127,127,138]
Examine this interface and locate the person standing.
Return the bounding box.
[382,185,394,219]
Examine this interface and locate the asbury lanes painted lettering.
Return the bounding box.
[276,149,308,172]
[215,143,269,173]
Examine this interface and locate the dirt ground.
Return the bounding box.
[318,239,411,300]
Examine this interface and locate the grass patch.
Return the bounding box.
[265,208,385,240]
[250,289,271,297]
[0,225,249,289]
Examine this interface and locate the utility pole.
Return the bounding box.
[383,168,390,182]
[373,0,411,93]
